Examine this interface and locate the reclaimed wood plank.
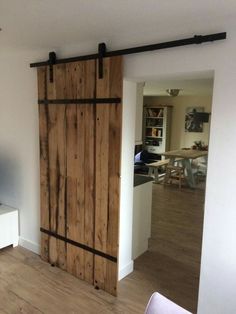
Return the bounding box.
[94,56,123,295]
[81,63,96,285]
[66,102,79,274]
[84,104,95,284]
[67,244,85,280]
[65,60,95,282]
[96,56,123,98]
[38,66,50,262]
[65,60,95,99]
[94,103,109,290]
[46,64,67,268]
[106,102,122,295]
[56,65,67,269]
[46,64,59,266]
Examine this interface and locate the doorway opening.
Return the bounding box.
[122,71,213,313]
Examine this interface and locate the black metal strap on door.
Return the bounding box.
[40,227,117,263]
[30,32,226,69]
[48,52,56,83]
[38,97,121,105]
[98,42,106,79]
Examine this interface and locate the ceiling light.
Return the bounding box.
[166,89,182,97]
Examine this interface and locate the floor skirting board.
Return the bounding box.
[18,237,40,255]
[118,261,134,281]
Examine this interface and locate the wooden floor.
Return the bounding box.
[133,183,205,313]
[0,184,204,314]
[0,246,148,314]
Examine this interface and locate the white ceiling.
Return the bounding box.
[0,1,236,52]
[143,77,214,96]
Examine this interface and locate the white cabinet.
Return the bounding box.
[0,204,19,249]
[143,105,172,155]
[132,181,152,259]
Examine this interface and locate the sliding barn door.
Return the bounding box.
[37,56,122,296]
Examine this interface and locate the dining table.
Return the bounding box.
[161,149,208,188]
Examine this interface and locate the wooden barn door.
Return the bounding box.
[37,56,122,296]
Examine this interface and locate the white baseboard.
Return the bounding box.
[132,238,149,260]
[118,260,134,281]
[19,237,40,255]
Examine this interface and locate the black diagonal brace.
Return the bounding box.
[98,42,106,79]
[38,97,121,105]
[40,227,117,263]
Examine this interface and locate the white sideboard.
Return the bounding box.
[0,204,19,249]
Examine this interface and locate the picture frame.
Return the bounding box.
[185,107,204,133]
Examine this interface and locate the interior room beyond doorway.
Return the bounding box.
[131,72,213,313]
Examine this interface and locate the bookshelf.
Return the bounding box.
[143,105,172,156]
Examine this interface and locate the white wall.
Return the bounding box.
[1,28,236,313]
[135,82,144,144]
[0,49,47,253]
[144,95,212,150]
[124,32,236,314]
[119,80,136,279]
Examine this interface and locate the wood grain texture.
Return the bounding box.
[65,60,95,99]
[94,104,109,250]
[96,56,123,98]
[94,56,123,295]
[47,65,67,269]
[94,102,109,292]
[38,57,122,295]
[0,246,147,314]
[65,103,77,237]
[65,60,95,283]
[105,102,122,295]
[66,104,95,283]
[66,244,84,279]
[83,104,95,284]
[38,67,50,262]
[66,103,85,280]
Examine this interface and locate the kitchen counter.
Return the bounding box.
[134,174,153,187]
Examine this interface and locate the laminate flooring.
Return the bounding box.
[0,184,204,314]
[133,183,205,313]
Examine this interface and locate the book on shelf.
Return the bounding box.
[148,109,153,117]
[157,109,163,118]
[146,107,164,118]
[152,128,157,137]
